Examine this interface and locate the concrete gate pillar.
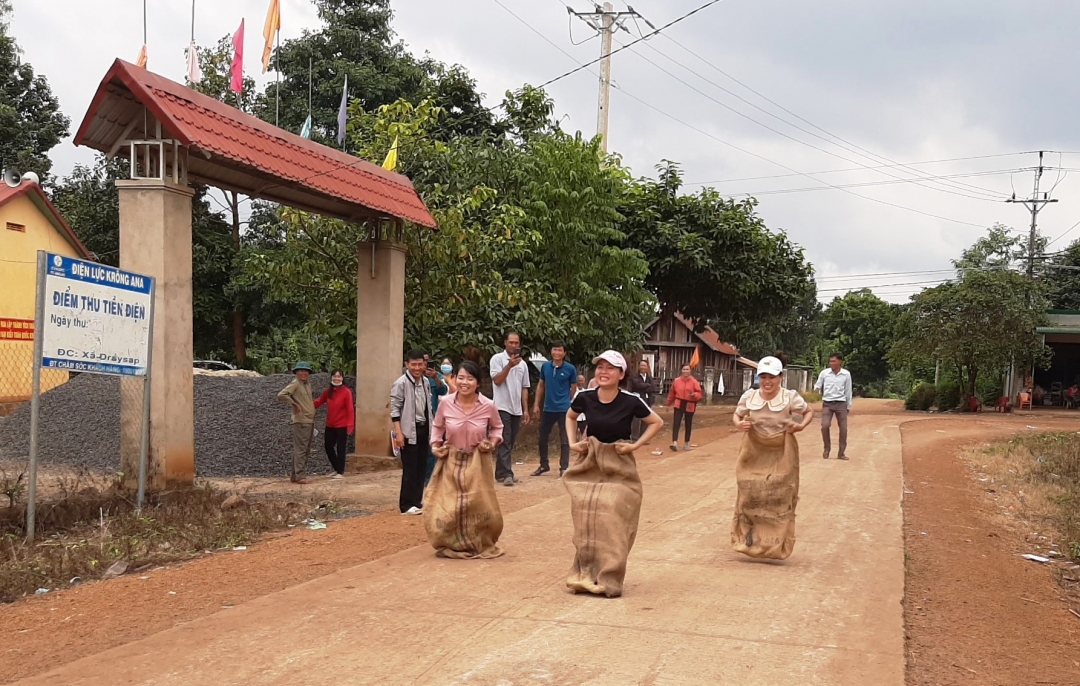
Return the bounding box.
[352,238,406,461]
[117,178,195,489]
[704,367,716,402]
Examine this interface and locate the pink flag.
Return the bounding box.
[230,19,245,94]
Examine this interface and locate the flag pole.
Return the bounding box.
[274,31,280,126]
[190,0,195,41]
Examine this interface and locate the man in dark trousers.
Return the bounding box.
[390,350,434,514]
[628,359,655,441]
[532,341,578,477]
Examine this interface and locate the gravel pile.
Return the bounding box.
[0,373,356,477]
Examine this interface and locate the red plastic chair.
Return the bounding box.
[1018,392,1032,410]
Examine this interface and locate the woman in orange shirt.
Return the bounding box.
[667,364,703,452]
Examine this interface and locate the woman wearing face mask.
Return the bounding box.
[439,357,457,394]
[563,351,664,597]
[730,356,813,560]
[426,361,505,558]
[314,369,354,479]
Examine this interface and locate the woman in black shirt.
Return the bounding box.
[561,350,663,597]
[567,352,662,450]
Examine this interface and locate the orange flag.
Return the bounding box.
[689,346,701,369]
[135,44,148,68]
[261,0,280,73]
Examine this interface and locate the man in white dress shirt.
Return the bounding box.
[815,353,853,460]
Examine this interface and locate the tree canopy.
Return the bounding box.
[618,162,816,336]
[0,1,68,180]
[892,229,1050,403]
[820,289,899,389]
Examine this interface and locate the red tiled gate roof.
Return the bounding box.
[74,59,436,228]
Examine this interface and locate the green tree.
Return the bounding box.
[49,155,126,264]
[262,0,494,143]
[240,89,653,363]
[190,35,259,364]
[618,162,817,338]
[820,289,900,389]
[0,1,69,180]
[892,232,1050,405]
[1046,238,1080,311]
[49,154,236,360]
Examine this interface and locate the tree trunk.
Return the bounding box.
[230,191,246,365]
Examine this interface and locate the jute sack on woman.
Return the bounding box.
[563,437,643,597]
[731,429,800,560]
[423,447,504,559]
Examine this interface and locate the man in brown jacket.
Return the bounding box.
[278,361,316,484]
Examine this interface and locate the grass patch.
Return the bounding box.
[0,469,319,603]
[969,432,1080,560]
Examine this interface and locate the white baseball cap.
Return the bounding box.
[757,356,784,377]
[592,350,627,371]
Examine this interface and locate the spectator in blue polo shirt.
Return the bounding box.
[531,341,578,477]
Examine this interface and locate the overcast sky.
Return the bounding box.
[12,0,1080,303]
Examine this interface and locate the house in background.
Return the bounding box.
[641,311,742,396]
[0,180,91,413]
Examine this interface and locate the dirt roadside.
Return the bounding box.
[0,412,734,684]
[902,415,1080,685]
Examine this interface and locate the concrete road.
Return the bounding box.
[20,411,904,685]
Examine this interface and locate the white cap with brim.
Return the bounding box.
[592,350,627,371]
[757,356,783,377]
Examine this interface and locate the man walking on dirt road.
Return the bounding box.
[278,361,316,484]
[490,332,531,487]
[531,340,577,477]
[391,350,435,515]
[816,353,853,460]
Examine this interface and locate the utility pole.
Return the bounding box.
[1008,151,1059,278]
[567,4,649,153]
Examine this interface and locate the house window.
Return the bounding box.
[6,222,25,232]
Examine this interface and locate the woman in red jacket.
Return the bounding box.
[314,370,354,479]
[667,364,703,452]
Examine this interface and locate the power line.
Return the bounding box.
[625,38,1004,202]
[1047,218,1080,247]
[683,152,1036,186]
[717,169,1019,198]
[608,85,988,227]
[536,0,727,89]
[650,31,1010,201]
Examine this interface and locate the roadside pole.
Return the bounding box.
[25,251,47,543]
[136,277,157,510]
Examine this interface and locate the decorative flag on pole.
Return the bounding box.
[336,74,348,146]
[135,45,148,68]
[230,19,245,95]
[299,114,312,139]
[382,136,399,171]
[261,0,280,74]
[689,346,701,369]
[186,41,202,84]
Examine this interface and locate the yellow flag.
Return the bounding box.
[261,0,281,74]
[382,136,399,171]
[135,44,148,68]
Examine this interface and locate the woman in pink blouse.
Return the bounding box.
[430,361,503,454]
[425,360,506,558]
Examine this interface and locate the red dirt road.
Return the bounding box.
[12,406,905,685]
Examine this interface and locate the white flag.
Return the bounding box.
[186,41,202,85]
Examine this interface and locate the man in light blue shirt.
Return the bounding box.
[815,353,853,460]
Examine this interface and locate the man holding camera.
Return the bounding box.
[490,331,531,486]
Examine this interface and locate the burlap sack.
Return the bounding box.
[731,429,800,560]
[423,447,504,559]
[563,437,643,597]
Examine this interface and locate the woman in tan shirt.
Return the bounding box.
[730,356,812,560]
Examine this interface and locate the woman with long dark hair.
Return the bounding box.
[425,360,506,558]
[314,369,354,479]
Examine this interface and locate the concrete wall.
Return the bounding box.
[0,193,76,402]
[117,179,195,489]
[354,240,406,457]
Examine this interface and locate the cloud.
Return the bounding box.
[11,0,1080,303]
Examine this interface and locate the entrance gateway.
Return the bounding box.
[74,59,437,489]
